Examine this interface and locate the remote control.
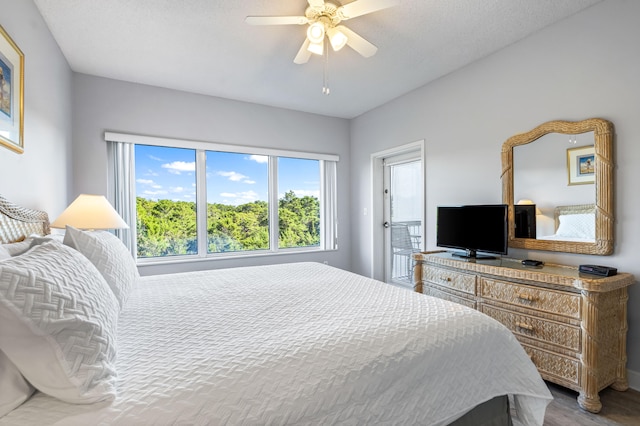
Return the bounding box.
[522,259,544,267]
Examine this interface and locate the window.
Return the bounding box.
[135,145,197,258]
[205,151,269,253]
[278,157,320,249]
[108,133,338,261]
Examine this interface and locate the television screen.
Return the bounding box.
[436,204,508,259]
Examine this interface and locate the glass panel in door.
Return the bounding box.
[384,156,423,287]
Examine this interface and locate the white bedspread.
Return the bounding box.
[2,262,551,425]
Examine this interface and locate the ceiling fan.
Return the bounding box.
[245,0,399,65]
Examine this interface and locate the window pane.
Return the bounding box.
[278,157,320,249]
[206,151,269,253]
[134,145,197,258]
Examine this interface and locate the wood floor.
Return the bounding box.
[544,382,640,425]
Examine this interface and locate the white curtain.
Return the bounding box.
[107,141,137,257]
[322,160,338,250]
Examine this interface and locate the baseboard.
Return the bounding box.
[628,368,640,391]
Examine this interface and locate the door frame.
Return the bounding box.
[370,140,425,281]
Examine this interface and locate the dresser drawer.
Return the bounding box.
[423,266,477,295]
[481,305,580,352]
[480,278,581,319]
[423,285,476,309]
[522,344,580,387]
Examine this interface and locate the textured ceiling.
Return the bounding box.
[34,0,601,119]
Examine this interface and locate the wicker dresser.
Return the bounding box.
[413,251,635,413]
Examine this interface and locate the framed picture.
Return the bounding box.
[567,145,595,185]
[0,25,24,154]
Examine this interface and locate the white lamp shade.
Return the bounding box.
[516,199,542,215]
[327,27,348,51]
[307,39,324,55]
[51,194,129,230]
[306,22,325,44]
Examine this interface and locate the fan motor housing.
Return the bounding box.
[305,2,342,26]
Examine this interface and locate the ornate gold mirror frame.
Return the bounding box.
[501,118,614,255]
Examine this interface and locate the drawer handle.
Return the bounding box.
[516,321,535,332]
[440,277,452,282]
[517,293,537,302]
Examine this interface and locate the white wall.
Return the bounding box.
[72,74,351,274]
[0,0,72,215]
[350,0,640,379]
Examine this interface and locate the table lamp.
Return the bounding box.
[51,194,129,230]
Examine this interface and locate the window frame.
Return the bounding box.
[106,132,338,265]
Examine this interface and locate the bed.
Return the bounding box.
[0,195,552,425]
[537,204,595,242]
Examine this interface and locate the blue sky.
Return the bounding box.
[134,145,320,205]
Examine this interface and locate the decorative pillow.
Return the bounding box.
[0,246,9,261]
[555,213,595,239]
[0,350,34,418]
[0,241,119,404]
[63,226,139,310]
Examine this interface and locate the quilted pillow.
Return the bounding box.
[555,213,595,239]
[63,226,139,309]
[0,351,34,418]
[0,240,119,404]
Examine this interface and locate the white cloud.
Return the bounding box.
[149,155,164,162]
[249,155,268,164]
[145,169,159,177]
[137,179,154,184]
[244,179,256,184]
[217,170,248,182]
[219,190,260,205]
[162,161,195,175]
[143,190,168,196]
[171,186,185,193]
[151,185,163,189]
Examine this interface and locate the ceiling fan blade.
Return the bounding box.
[338,0,399,20]
[336,25,378,57]
[245,16,309,25]
[294,39,312,64]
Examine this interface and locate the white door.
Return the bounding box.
[383,152,423,287]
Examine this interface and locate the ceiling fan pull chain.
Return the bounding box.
[322,45,330,95]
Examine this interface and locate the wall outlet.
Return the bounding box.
[323,261,329,265]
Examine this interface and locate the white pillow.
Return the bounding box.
[63,226,139,310]
[0,246,9,261]
[555,213,595,239]
[0,350,34,418]
[0,241,119,404]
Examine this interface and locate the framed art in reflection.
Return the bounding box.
[567,145,595,185]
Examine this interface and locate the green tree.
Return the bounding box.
[136,193,319,258]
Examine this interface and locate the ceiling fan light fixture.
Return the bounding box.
[327,27,348,51]
[306,22,325,44]
[307,39,324,56]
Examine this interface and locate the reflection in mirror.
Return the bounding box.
[501,118,614,255]
[513,132,595,242]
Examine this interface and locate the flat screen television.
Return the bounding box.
[436,204,508,259]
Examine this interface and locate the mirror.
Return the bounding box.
[501,118,614,255]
